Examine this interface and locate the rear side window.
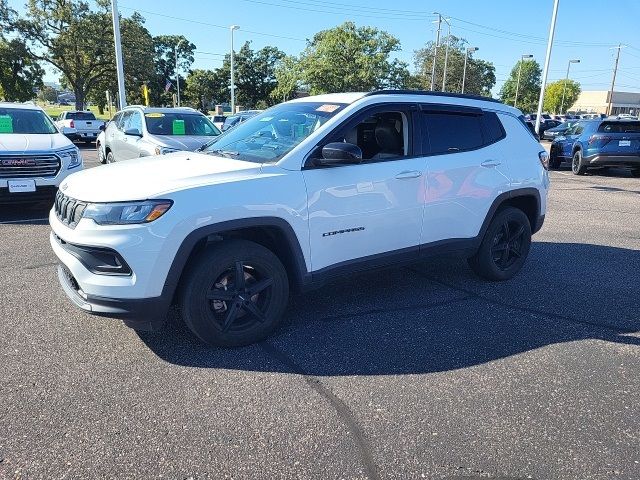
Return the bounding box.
[423,112,484,154]
[482,112,506,144]
[598,121,640,133]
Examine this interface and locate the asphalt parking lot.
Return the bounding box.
[1,144,639,479]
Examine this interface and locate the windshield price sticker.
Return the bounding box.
[0,115,13,133]
[172,119,186,135]
[145,113,165,118]
[316,104,340,113]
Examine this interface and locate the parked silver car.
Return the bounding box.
[103,106,221,163]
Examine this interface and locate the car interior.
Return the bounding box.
[341,111,408,161]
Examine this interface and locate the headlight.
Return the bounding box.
[82,200,173,225]
[58,147,82,169]
[155,146,180,155]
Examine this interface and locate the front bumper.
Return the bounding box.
[57,264,169,330]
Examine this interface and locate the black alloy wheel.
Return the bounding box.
[572,150,587,175]
[468,207,532,281]
[180,240,289,347]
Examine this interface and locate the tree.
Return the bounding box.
[270,55,303,103]
[499,59,542,113]
[86,12,155,113]
[299,22,409,94]
[10,0,118,110]
[37,85,58,103]
[0,37,43,101]
[413,36,495,96]
[150,34,195,107]
[184,68,226,112]
[543,79,581,114]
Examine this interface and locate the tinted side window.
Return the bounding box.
[482,112,505,144]
[423,112,483,154]
[126,111,143,132]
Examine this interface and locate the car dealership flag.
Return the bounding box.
[164,79,173,92]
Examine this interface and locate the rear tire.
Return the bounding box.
[571,150,587,175]
[180,240,289,348]
[468,207,532,281]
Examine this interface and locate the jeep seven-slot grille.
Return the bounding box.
[0,154,61,178]
[54,190,87,228]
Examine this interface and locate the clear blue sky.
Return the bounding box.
[12,0,640,95]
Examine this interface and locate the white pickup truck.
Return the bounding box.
[55,111,105,144]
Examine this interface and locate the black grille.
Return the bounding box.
[54,190,87,228]
[0,154,61,178]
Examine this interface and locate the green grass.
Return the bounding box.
[39,103,111,121]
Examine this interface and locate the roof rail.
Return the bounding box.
[365,89,503,104]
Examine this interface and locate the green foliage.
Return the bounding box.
[0,37,43,101]
[37,85,58,103]
[150,34,196,106]
[184,68,226,112]
[299,22,409,94]
[413,36,496,96]
[543,79,581,114]
[499,59,542,113]
[270,55,303,103]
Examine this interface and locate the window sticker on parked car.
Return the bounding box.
[145,113,165,118]
[259,116,274,122]
[316,104,340,113]
[172,119,186,135]
[0,115,13,133]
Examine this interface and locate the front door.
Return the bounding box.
[303,106,427,273]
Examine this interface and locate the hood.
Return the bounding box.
[149,134,217,152]
[0,133,73,152]
[62,151,262,202]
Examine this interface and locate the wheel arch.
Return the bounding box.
[162,217,310,303]
[478,188,542,240]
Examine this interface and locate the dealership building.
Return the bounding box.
[569,90,640,115]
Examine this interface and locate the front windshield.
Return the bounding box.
[202,102,347,163]
[144,112,220,136]
[0,108,57,134]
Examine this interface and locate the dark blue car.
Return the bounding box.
[549,119,640,176]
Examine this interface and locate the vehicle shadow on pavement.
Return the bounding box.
[137,242,640,375]
[0,203,52,224]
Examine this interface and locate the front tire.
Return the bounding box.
[468,207,532,281]
[571,150,587,175]
[106,151,115,164]
[98,145,105,164]
[180,240,289,347]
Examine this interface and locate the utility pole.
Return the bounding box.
[607,44,622,116]
[430,13,442,91]
[560,59,580,114]
[535,0,559,135]
[110,0,126,109]
[461,47,478,94]
[514,54,533,109]
[230,25,240,113]
[441,17,451,92]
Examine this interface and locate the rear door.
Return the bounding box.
[419,105,512,244]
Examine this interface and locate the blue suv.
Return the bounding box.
[550,119,640,176]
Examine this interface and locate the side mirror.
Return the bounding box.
[99,124,106,131]
[124,128,142,137]
[315,142,363,166]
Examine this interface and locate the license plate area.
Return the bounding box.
[8,179,36,193]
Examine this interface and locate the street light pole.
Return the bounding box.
[110,0,126,109]
[230,25,240,113]
[461,47,478,94]
[514,54,533,109]
[560,59,580,114]
[430,13,442,91]
[535,0,560,135]
[441,17,451,92]
[175,39,183,107]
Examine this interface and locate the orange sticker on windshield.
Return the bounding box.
[316,104,340,113]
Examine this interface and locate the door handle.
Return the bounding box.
[481,160,501,168]
[395,170,422,179]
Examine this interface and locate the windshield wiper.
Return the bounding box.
[205,149,240,158]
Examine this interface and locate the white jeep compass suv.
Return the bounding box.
[50,91,549,347]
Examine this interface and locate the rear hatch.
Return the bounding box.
[589,121,640,155]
